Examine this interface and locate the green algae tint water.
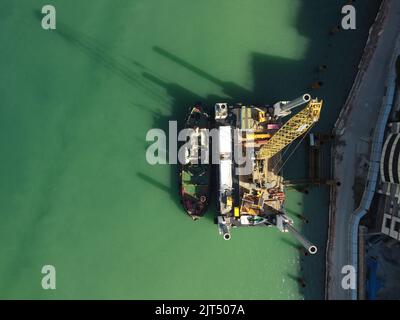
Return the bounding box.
[0,0,380,299]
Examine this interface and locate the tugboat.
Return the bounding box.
[179,105,210,220]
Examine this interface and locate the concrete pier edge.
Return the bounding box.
[325,0,399,300]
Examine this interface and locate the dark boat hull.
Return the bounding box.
[179,105,210,219]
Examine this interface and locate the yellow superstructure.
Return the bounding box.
[257,99,323,159]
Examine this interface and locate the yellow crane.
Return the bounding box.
[257,99,323,159]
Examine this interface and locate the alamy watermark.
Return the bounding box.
[341,265,356,290]
[145,121,255,176]
[41,265,56,290]
[41,5,56,30]
[341,5,356,30]
[40,4,355,32]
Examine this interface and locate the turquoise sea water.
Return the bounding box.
[0,0,380,299]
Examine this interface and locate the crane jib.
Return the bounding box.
[257,99,323,159]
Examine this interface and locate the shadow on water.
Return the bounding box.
[32,10,170,107]
[153,46,253,103]
[287,273,308,292]
[140,71,222,223]
[36,0,382,299]
[33,10,188,216]
[281,237,303,251]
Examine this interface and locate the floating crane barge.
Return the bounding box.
[214,94,323,254]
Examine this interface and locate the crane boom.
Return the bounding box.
[257,99,323,159]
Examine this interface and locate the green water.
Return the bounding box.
[0,0,380,299]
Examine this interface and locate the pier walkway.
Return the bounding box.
[326,0,400,300]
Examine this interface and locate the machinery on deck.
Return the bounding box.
[258,97,323,159]
[214,94,323,254]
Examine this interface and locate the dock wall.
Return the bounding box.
[325,0,390,300]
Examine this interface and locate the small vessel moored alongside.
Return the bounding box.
[179,105,210,220]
